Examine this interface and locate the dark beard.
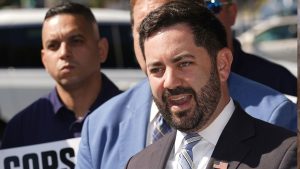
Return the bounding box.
[153,63,221,132]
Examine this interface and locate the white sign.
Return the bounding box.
[0,138,81,169]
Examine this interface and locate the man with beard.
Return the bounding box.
[75,0,296,169]
[125,1,296,169]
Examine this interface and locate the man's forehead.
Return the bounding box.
[133,0,166,27]
[132,0,206,24]
[134,0,205,8]
[134,0,168,7]
[133,0,166,16]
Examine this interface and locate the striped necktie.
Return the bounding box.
[152,114,172,142]
[178,133,202,169]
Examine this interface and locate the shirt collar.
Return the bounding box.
[48,88,64,114]
[175,98,235,152]
[150,100,159,123]
[47,72,121,115]
[89,73,121,112]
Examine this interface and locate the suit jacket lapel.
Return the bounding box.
[150,130,176,169]
[118,80,153,168]
[207,103,255,169]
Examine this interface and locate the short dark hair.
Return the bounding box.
[139,1,227,60]
[44,1,96,24]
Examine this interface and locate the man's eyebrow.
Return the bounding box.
[69,33,85,38]
[147,61,163,68]
[171,54,195,63]
[146,53,195,68]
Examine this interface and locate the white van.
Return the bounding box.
[237,15,297,76]
[0,8,145,122]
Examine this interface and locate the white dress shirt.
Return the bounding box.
[146,100,160,146]
[165,99,235,169]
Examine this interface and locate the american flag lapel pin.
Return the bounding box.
[213,161,229,169]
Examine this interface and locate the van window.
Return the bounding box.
[0,24,42,68]
[0,22,138,68]
[254,24,297,43]
[100,23,138,68]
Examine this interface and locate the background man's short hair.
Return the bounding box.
[44,1,96,23]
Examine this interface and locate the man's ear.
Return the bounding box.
[228,3,238,26]
[216,48,233,82]
[98,37,109,63]
[41,49,48,71]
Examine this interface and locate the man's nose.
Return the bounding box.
[59,42,71,59]
[163,68,182,90]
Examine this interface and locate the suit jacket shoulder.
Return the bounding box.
[126,131,176,169]
[210,103,296,169]
[76,79,153,169]
[229,73,296,132]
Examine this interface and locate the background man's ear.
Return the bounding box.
[41,49,48,72]
[228,3,238,26]
[98,37,109,63]
[217,48,233,82]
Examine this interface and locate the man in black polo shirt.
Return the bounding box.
[212,0,296,96]
[1,2,121,149]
